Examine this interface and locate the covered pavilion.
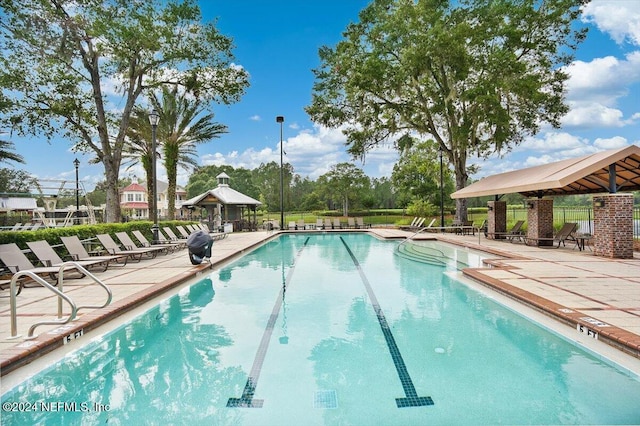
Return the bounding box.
[181,173,262,232]
[451,145,640,258]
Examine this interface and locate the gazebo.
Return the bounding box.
[451,145,640,259]
[181,173,262,232]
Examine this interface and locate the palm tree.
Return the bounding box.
[123,108,157,218]
[0,139,25,164]
[126,87,227,220]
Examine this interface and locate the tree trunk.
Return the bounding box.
[452,151,469,223]
[104,162,121,223]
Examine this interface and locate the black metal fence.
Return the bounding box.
[501,206,640,238]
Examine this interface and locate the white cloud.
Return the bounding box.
[593,136,629,150]
[562,102,627,127]
[199,123,397,180]
[581,0,640,46]
[249,115,261,121]
[565,52,640,104]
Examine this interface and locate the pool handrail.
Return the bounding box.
[8,262,112,339]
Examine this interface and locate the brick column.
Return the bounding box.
[487,201,506,239]
[527,199,554,246]
[593,193,633,259]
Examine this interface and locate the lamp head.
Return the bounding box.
[276,116,284,123]
[149,109,160,126]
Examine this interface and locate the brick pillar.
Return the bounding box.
[527,199,554,246]
[487,201,506,239]
[593,193,633,259]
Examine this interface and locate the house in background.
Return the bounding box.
[120,179,186,220]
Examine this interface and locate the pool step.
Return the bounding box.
[396,242,447,266]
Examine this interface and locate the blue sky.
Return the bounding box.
[7,0,640,192]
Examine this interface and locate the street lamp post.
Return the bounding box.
[439,146,445,230]
[73,158,80,225]
[149,109,160,244]
[276,116,285,229]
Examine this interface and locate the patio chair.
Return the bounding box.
[10,223,22,231]
[95,234,146,262]
[132,230,184,252]
[60,235,128,267]
[315,218,324,229]
[423,218,437,232]
[356,217,371,229]
[524,223,578,248]
[26,240,110,272]
[333,218,342,229]
[288,221,296,230]
[176,225,192,239]
[0,277,25,297]
[297,219,306,230]
[324,218,333,230]
[488,220,525,242]
[0,243,80,281]
[197,223,227,241]
[164,227,189,244]
[114,232,167,256]
[347,217,356,229]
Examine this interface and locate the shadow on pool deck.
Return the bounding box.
[1,228,639,379]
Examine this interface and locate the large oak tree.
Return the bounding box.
[0,0,248,222]
[306,0,587,220]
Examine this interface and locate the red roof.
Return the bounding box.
[122,182,147,192]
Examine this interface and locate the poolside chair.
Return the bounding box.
[60,235,128,267]
[176,225,192,239]
[132,230,184,252]
[186,224,199,233]
[164,227,189,244]
[0,277,25,297]
[288,221,296,230]
[114,232,168,256]
[95,234,147,262]
[324,218,333,230]
[347,217,356,229]
[333,218,342,229]
[0,243,81,281]
[524,223,578,248]
[423,218,437,232]
[356,217,371,229]
[488,220,525,242]
[315,218,324,229]
[10,223,22,231]
[26,240,110,272]
[297,219,306,230]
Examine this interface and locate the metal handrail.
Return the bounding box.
[396,226,431,250]
[57,261,113,315]
[8,262,112,339]
[8,271,77,340]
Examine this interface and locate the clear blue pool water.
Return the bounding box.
[2,233,640,425]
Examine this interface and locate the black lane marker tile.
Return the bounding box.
[340,236,434,408]
[227,237,310,408]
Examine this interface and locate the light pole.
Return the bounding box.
[276,116,284,228]
[439,146,445,230]
[149,109,160,243]
[73,158,80,225]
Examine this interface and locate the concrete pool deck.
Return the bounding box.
[1,228,639,379]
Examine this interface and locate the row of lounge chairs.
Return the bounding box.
[286,217,371,230]
[487,221,581,248]
[0,223,222,296]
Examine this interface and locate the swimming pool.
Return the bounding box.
[2,233,640,425]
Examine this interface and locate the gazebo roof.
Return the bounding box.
[181,185,262,207]
[451,145,640,199]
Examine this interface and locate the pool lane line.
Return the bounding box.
[340,236,434,408]
[227,236,310,408]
